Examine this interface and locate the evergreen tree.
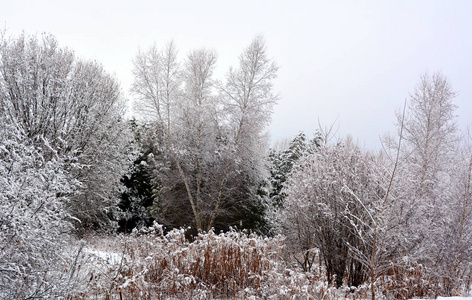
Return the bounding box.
[268,132,321,208]
[118,152,156,233]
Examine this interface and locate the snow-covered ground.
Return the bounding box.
[437,298,472,300]
[410,297,472,300]
[84,248,123,265]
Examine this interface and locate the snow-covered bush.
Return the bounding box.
[0,124,81,298]
[276,137,385,287]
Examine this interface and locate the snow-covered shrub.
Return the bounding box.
[276,138,385,287]
[0,124,81,298]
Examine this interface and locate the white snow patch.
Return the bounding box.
[437,298,472,300]
[84,248,123,264]
[410,298,472,300]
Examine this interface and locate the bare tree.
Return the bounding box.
[396,72,459,268]
[222,35,278,165]
[356,72,463,298]
[401,72,457,198]
[209,35,279,231]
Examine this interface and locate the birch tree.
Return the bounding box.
[447,137,472,293]
[132,36,278,232]
[395,73,459,267]
[349,74,460,298]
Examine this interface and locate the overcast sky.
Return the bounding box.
[2,0,472,149]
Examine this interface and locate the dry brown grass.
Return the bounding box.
[66,225,471,299]
[69,224,344,299]
[374,262,471,299]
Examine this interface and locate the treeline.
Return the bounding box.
[0,32,471,298]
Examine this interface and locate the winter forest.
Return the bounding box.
[0,32,471,299]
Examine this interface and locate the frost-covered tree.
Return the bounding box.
[394,72,459,270]
[132,36,278,232]
[117,120,164,233]
[221,36,278,172]
[118,153,156,233]
[401,72,457,196]
[0,33,130,232]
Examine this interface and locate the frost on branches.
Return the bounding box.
[0,33,131,232]
[0,32,131,298]
[390,72,472,294]
[131,36,278,232]
[277,73,472,298]
[267,132,322,209]
[277,138,386,288]
[0,123,79,298]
